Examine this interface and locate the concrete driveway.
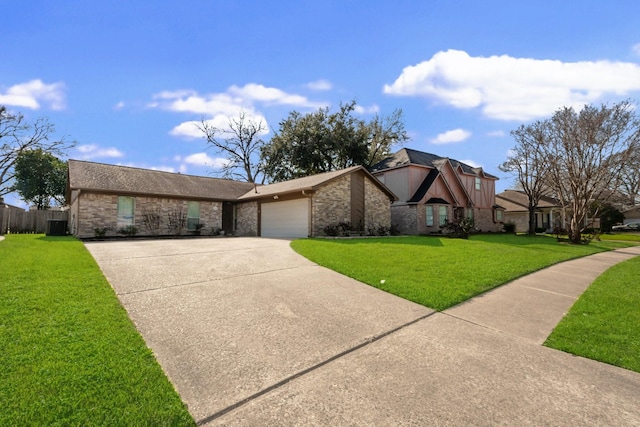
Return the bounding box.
[86,237,640,426]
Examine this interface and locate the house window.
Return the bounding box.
[438,206,448,226]
[475,177,481,191]
[426,205,434,227]
[117,196,134,228]
[466,208,474,220]
[496,209,504,222]
[187,201,200,230]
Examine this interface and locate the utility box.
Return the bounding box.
[46,219,68,236]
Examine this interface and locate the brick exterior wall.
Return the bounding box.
[311,175,351,236]
[364,178,391,232]
[236,201,258,236]
[474,207,502,232]
[310,174,392,236]
[73,192,225,238]
[504,212,528,233]
[75,192,117,237]
[390,204,418,235]
[390,204,503,235]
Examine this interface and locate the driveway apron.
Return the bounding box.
[86,238,640,426]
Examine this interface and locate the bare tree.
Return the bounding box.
[500,120,552,235]
[196,111,266,183]
[616,142,640,206]
[543,101,640,243]
[0,106,75,196]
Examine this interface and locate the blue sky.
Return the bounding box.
[3,1,640,207]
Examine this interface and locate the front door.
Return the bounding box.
[222,202,234,234]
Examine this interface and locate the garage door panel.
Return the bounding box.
[261,199,309,238]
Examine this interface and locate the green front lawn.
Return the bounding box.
[599,232,640,242]
[0,235,194,426]
[291,234,631,311]
[545,256,640,373]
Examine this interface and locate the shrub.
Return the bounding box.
[503,222,516,233]
[117,225,139,237]
[167,208,186,235]
[442,217,475,239]
[191,223,205,235]
[93,227,109,238]
[337,221,352,236]
[323,224,340,236]
[141,207,162,235]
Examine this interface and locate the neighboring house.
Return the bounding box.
[622,206,640,224]
[67,160,395,238]
[496,190,563,233]
[369,148,504,234]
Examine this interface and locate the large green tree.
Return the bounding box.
[13,149,67,209]
[0,106,75,196]
[261,101,408,182]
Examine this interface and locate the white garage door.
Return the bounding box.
[261,199,309,238]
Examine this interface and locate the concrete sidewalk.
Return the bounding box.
[445,245,640,344]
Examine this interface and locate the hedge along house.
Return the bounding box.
[370,148,504,235]
[67,160,396,238]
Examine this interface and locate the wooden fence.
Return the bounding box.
[0,204,68,234]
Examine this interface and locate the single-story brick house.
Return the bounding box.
[496,190,563,233]
[369,148,504,234]
[622,206,640,224]
[67,160,396,238]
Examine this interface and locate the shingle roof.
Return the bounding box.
[238,166,397,201]
[370,148,498,179]
[68,160,255,200]
[495,190,561,212]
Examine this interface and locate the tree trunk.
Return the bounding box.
[528,205,537,235]
[569,217,582,244]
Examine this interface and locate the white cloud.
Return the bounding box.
[180,152,229,169]
[307,79,333,91]
[354,104,380,115]
[459,159,481,168]
[170,120,207,139]
[430,128,471,144]
[151,89,241,116]
[384,49,640,121]
[0,79,66,110]
[228,83,321,108]
[487,130,505,137]
[113,101,125,110]
[76,144,124,159]
[150,83,322,117]
[633,43,640,56]
[170,112,270,139]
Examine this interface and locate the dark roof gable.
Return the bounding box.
[370,148,498,180]
[408,169,439,203]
